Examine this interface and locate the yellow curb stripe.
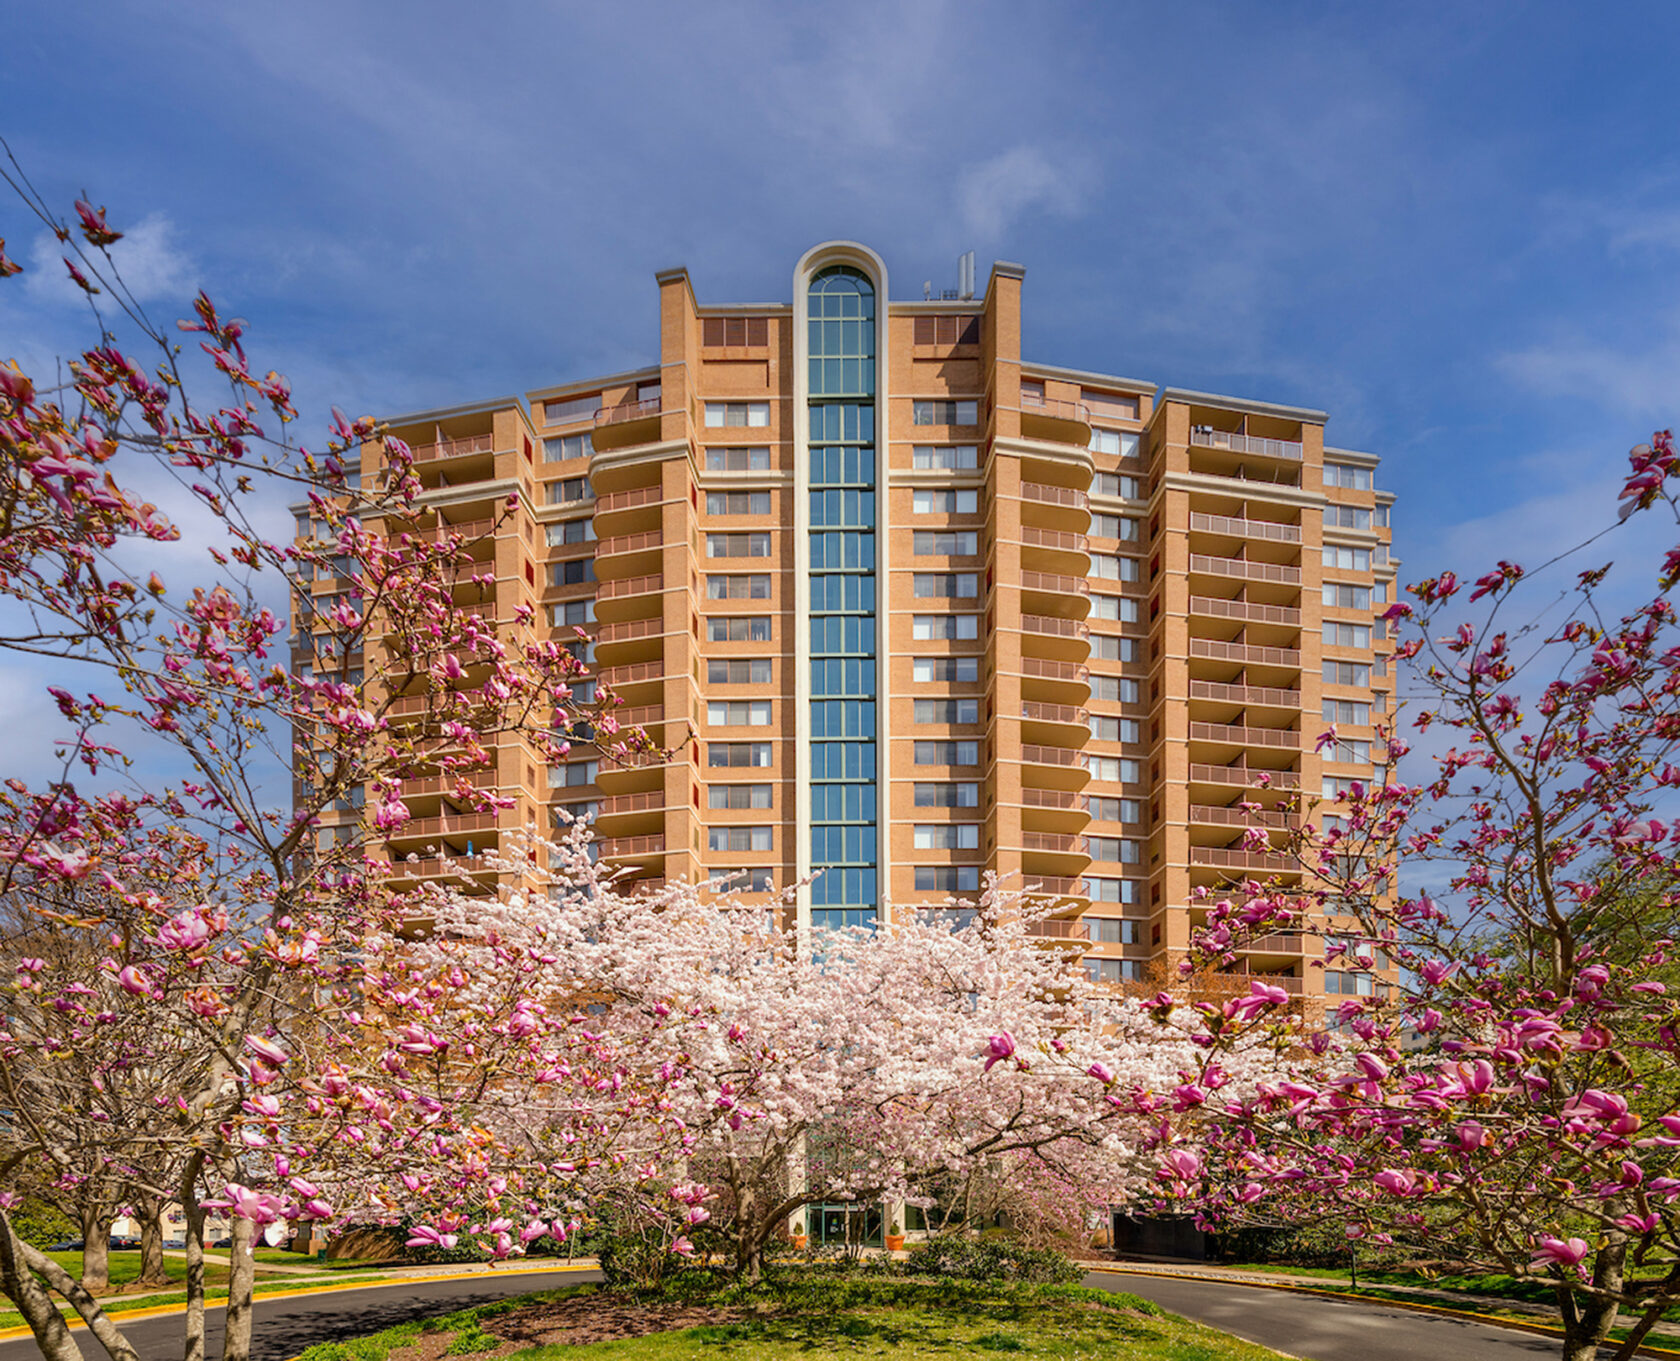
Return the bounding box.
[0,1263,598,1344]
[1100,1266,1680,1361]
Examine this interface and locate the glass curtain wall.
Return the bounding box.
[807,266,878,931]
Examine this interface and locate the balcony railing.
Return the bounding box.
[1021,525,1089,554]
[1021,657,1090,684]
[402,768,498,798]
[1026,917,1089,940]
[1189,680,1301,708]
[1188,763,1302,790]
[1189,721,1301,750]
[1022,831,1086,854]
[596,530,663,558]
[597,617,664,645]
[598,573,663,601]
[1188,555,1302,586]
[1020,481,1089,511]
[594,397,661,428]
[1021,700,1089,726]
[1190,803,1291,829]
[1021,787,1083,810]
[1189,428,1303,460]
[1021,876,1086,896]
[1190,596,1300,627]
[1021,569,1090,598]
[1190,512,1301,543]
[1020,392,1092,424]
[1217,970,1303,993]
[1021,743,1084,768]
[411,516,494,543]
[598,833,666,858]
[598,790,667,816]
[408,433,494,463]
[385,811,500,840]
[1191,846,1296,871]
[1190,639,1301,668]
[595,485,665,514]
[1238,932,1307,953]
[600,661,664,687]
[1021,614,1090,640]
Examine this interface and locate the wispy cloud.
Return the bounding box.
[23,212,192,306]
[1496,314,1680,423]
[957,146,1090,242]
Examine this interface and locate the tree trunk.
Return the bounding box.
[16,1238,141,1361]
[0,1210,87,1361]
[135,1196,171,1288]
[78,1204,111,1294]
[1559,1242,1625,1361]
[220,1216,257,1361]
[182,1159,207,1361]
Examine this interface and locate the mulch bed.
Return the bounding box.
[391,1291,743,1358]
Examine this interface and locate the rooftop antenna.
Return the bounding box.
[923,280,933,301]
[958,250,975,300]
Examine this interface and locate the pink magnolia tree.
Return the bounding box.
[1137,432,1680,1361]
[0,173,663,1361]
[413,835,1260,1280]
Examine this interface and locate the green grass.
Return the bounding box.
[41,1250,230,1292]
[295,1280,1291,1361]
[251,1248,386,1271]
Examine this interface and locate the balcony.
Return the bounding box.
[1188,763,1301,792]
[1020,569,1091,600]
[1189,639,1301,670]
[1189,596,1300,628]
[1019,875,1087,903]
[1189,428,1303,461]
[1020,481,1089,512]
[1190,803,1291,830]
[1021,830,1086,855]
[1026,917,1089,941]
[402,767,498,800]
[1021,525,1089,557]
[1188,555,1302,587]
[599,660,665,694]
[1021,700,1089,728]
[384,810,500,845]
[1189,680,1301,709]
[591,397,663,452]
[408,433,494,464]
[596,573,664,624]
[1019,393,1093,447]
[598,832,666,861]
[595,529,664,571]
[1190,846,1297,873]
[1214,969,1303,994]
[1189,512,1301,544]
[598,573,662,603]
[593,484,666,534]
[1189,722,1301,751]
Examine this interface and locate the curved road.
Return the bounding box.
[0,1262,1617,1360]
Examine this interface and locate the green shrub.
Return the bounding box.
[444,1332,501,1354]
[905,1237,1081,1285]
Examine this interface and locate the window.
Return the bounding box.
[1090,676,1140,703]
[547,760,598,788]
[810,533,875,572]
[1088,836,1140,863]
[1323,545,1372,571]
[915,782,979,807]
[1324,463,1373,491]
[1092,472,1141,499]
[1090,513,1140,541]
[1326,505,1373,531]
[707,491,771,516]
[1090,595,1138,623]
[1085,959,1142,984]
[706,446,772,472]
[811,657,876,695]
[810,699,875,737]
[543,432,594,463]
[709,742,774,768]
[546,519,595,546]
[913,489,979,515]
[1324,622,1372,649]
[708,700,772,727]
[912,614,979,640]
[1091,555,1139,582]
[551,800,597,826]
[707,574,772,600]
[708,616,772,642]
[914,530,978,556]
[1090,429,1140,459]
[707,532,772,558]
[709,783,772,809]
[913,315,981,345]
[709,826,773,852]
[1323,775,1363,799]
[546,477,592,505]
[1324,699,1371,725]
[702,316,770,347]
[915,740,979,766]
[548,559,595,586]
[1375,503,1391,528]
[709,658,772,684]
[548,599,595,628]
[1325,739,1372,764]
[1087,756,1142,783]
[1324,659,1371,687]
[545,394,601,425]
[1324,970,1375,997]
[1090,635,1137,662]
[912,573,978,599]
[709,868,775,892]
[914,698,980,725]
[912,445,979,470]
[705,402,770,428]
[913,656,979,683]
[1086,878,1137,904]
[1086,917,1140,944]
[1089,715,1140,743]
[1323,583,1372,610]
[912,400,978,426]
[914,823,980,849]
[1087,797,1142,823]
[916,865,981,891]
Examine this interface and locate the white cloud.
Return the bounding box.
[24,212,192,306]
[956,146,1089,242]
[1496,315,1680,423]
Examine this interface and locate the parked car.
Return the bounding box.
[108,1236,140,1251]
[45,1239,83,1252]
[209,1236,232,1248]
[163,1238,187,1249]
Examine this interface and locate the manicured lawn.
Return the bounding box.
[43,1250,230,1292]
[252,1247,387,1271]
[296,1280,1291,1361]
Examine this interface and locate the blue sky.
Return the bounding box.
[4,0,1680,783]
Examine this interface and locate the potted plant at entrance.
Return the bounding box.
[885,1218,905,1252]
[791,1213,808,1251]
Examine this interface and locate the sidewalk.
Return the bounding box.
[1093,1258,1680,1345]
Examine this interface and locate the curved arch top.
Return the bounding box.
[794,240,889,299]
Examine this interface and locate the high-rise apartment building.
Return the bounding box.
[323,242,1396,1005]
